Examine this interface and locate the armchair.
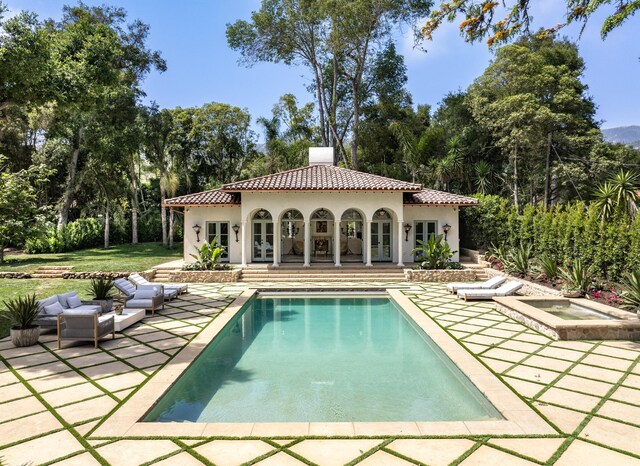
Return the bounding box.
[57,313,115,349]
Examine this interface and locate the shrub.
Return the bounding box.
[620,269,640,311]
[503,244,532,275]
[25,218,103,253]
[560,260,594,296]
[536,254,560,280]
[187,239,227,271]
[411,234,457,270]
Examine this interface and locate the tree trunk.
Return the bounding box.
[544,132,552,209]
[169,209,174,249]
[160,179,168,247]
[130,158,139,244]
[350,79,360,169]
[57,127,83,229]
[104,203,110,250]
[513,146,519,211]
[0,245,4,264]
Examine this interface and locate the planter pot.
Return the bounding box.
[87,298,113,314]
[10,325,41,347]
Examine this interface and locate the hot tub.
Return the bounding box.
[493,296,640,340]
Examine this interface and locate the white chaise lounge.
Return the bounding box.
[447,275,506,294]
[128,273,188,295]
[457,281,523,301]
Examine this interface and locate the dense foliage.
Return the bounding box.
[461,194,640,281]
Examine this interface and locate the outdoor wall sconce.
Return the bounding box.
[232,224,240,242]
[442,223,451,240]
[403,223,412,241]
[193,224,202,242]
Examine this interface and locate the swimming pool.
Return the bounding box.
[145,294,500,423]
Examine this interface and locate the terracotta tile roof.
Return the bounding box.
[220,165,422,192]
[403,189,479,206]
[163,189,240,206]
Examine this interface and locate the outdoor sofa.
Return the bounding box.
[447,275,506,294]
[35,291,101,329]
[113,279,167,317]
[128,273,188,295]
[457,281,523,301]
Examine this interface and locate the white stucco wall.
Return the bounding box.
[181,192,461,264]
[402,205,461,262]
[183,205,241,264]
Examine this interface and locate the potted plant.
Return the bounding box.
[86,278,115,313]
[113,303,124,316]
[1,294,41,347]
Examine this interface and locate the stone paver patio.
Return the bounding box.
[0,281,638,465]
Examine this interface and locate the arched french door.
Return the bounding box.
[310,208,334,262]
[371,209,393,262]
[280,209,304,263]
[252,209,274,262]
[340,209,364,263]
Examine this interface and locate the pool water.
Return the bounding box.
[145,295,501,423]
[526,300,619,321]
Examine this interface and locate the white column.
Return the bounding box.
[303,220,311,267]
[366,221,373,266]
[240,221,247,267]
[272,221,279,268]
[397,221,405,267]
[334,221,341,266]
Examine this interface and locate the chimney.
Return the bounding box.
[308,147,334,166]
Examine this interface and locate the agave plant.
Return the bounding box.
[503,244,532,276]
[474,160,492,194]
[1,294,40,330]
[87,278,115,300]
[560,260,594,296]
[536,254,560,280]
[485,242,508,267]
[620,269,640,311]
[411,234,456,270]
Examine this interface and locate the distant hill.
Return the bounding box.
[602,126,640,149]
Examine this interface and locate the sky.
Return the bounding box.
[6,0,640,139]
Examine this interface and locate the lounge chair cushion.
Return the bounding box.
[134,289,157,300]
[44,301,65,315]
[66,295,82,309]
[126,298,153,308]
[114,278,136,297]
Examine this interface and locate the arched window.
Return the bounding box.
[311,208,334,220]
[281,209,303,221]
[341,209,362,221]
[252,209,272,220]
[373,209,392,220]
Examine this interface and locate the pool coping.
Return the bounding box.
[92,288,555,438]
[494,296,640,340]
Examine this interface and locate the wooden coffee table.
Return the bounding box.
[107,308,145,332]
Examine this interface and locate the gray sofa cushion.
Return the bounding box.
[37,295,60,311]
[57,291,79,308]
[34,315,58,327]
[44,302,65,315]
[64,306,100,315]
[67,295,82,308]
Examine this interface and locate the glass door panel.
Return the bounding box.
[381,222,391,260]
[265,222,274,260]
[252,222,263,261]
[371,222,379,259]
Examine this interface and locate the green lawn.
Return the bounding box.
[0,242,182,273]
[0,279,97,338]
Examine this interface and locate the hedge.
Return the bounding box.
[460,194,640,281]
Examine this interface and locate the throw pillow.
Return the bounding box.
[44,301,65,315]
[66,295,82,308]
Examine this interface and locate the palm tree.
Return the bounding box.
[430,139,464,192]
[593,182,616,221]
[474,160,492,194]
[389,121,420,183]
[612,170,639,218]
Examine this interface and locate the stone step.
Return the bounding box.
[31,273,65,278]
[242,277,407,282]
[35,266,73,270]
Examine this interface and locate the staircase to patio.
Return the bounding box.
[151,260,184,282]
[239,264,408,282]
[31,265,74,278]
